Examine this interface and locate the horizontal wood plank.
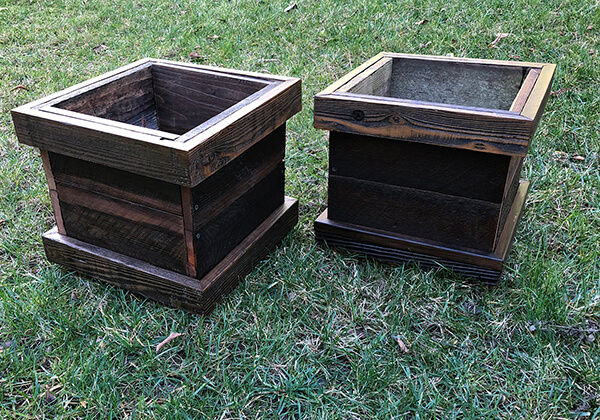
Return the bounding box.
[184,78,301,185]
[152,64,269,135]
[49,152,183,215]
[42,197,298,313]
[328,175,501,252]
[339,57,393,96]
[191,124,285,224]
[314,209,503,280]
[329,131,510,203]
[56,183,188,274]
[193,164,285,279]
[314,94,533,156]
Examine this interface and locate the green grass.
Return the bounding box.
[1,0,599,418]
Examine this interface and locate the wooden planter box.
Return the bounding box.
[313,53,555,283]
[12,58,301,313]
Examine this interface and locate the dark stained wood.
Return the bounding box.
[55,66,155,124]
[184,78,301,185]
[314,94,533,156]
[40,150,65,234]
[180,186,198,278]
[495,181,530,263]
[42,197,298,314]
[191,124,285,224]
[328,175,501,252]
[329,131,510,203]
[48,151,182,215]
[194,164,284,279]
[56,183,188,274]
[495,156,524,245]
[11,59,302,187]
[151,64,269,135]
[314,210,503,283]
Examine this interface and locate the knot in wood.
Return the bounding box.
[352,110,365,121]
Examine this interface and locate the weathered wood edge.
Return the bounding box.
[174,82,280,143]
[316,53,387,96]
[39,107,179,141]
[510,68,542,114]
[380,52,548,69]
[314,210,503,283]
[520,63,556,123]
[314,209,504,271]
[494,180,530,263]
[313,94,533,156]
[151,58,299,83]
[40,150,66,235]
[184,79,302,186]
[11,59,153,112]
[42,197,298,314]
[337,57,393,94]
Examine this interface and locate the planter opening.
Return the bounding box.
[54,63,270,136]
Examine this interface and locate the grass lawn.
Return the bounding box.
[1,0,599,418]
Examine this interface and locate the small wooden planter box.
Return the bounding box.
[313,53,555,283]
[12,58,301,313]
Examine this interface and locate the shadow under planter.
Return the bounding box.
[313,53,555,283]
[12,58,302,313]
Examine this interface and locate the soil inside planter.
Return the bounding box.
[54,64,270,137]
[347,57,527,111]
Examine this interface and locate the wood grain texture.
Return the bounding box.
[57,184,188,274]
[191,124,285,224]
[329,131,510,203]
[193,164,284,279]
[151,64,269,135]
[314,94,533,156]
[54,66,155,123]
[339,57,392,96]
[328,175,501,252]
[183,78,301,185]
[520,63,556,137]
[40,150,65,234]
[510,68,541,113]
[12,59,301,187]
[42,197,298,313]
[495,181,529,263]
[48,152,182,215]
[314,210,503,283]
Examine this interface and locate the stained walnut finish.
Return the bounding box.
[12,59,301,313]
[314,53,555,283]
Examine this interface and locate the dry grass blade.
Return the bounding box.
[156,332,184,352]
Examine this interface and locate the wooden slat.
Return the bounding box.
[510,68,542,113]
[191,124,285,224]
[520,63,556,131]
[314,209,504,275]
[380,52,547,70]
[329,131,509,203]
[40,150,65,234]
[338,57,393,96]
[317,53,387,95]
[193,164,285,279]
[314,93,533,156]
[328,175,501,253]
[56,183,188,274]
[42,197,298,313]
[184,78,301,185]
[48,152,182,215]
[54,66,155,123]
[152,64,270,135]
[495,156,524,246]
[180,186,198,278]
[495,180,530,262]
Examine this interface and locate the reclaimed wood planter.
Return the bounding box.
[313,53,555,283]
[12,58,301,313]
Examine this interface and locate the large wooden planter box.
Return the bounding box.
[12,58,301,313]
[313,53,555,283]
